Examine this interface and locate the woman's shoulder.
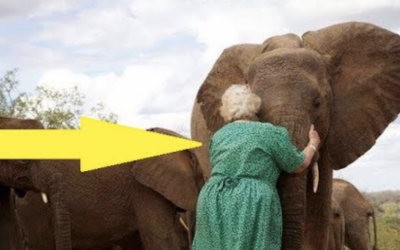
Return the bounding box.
[213,121,289,136]
[248,122,292,141]
[247,121,288,133]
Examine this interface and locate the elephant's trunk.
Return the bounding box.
[49,173,72,250]
[278,174,307,250]
[0,185,25,250]
[273,114,327,250]
[340,215,345,250]
[372,212,378,250]
[276,118,309,250]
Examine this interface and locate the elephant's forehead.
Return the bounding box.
[251,48,325,74]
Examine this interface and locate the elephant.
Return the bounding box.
[328,198,345,250]
[11,190,144,250]
[12,171,194,250]
[190,21,400,250]
[0,117,204,250]
[333,179,378,250]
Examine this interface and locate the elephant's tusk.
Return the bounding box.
[179,217,190,232]
[312,162,319,193]
[41,192,48,204]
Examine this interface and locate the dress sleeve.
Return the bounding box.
[270,127,306,173]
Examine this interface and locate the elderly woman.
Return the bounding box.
[192,84,320,250]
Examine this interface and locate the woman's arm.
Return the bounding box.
[292,144,317,174]
[292,125,320,174]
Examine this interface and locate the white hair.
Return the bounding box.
[219,84,261,122]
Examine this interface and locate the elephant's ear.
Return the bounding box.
[131,150,202,212]
[302,22,400,169]
[195,44,264,132]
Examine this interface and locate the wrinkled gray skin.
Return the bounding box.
[12,193,193,250]
[0,117,204,250]
[11,192,143,250]
[1,188,25,250]
[191,22,400,250]
[328,198,345,250]
[333,179,378,250]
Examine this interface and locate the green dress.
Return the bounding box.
[192,121,305,250]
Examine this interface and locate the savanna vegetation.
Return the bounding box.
[365,191,400,250]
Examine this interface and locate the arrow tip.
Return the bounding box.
[79,117,202,172]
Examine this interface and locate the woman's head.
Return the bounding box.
[219,84,261,122]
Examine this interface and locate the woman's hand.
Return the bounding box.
[308,124,321,149]
[293,125,321,174]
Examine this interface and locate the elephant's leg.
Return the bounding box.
[113,231,143,250]
[133,184,188,250]
[48,173,72,250]
[0,186,26,250]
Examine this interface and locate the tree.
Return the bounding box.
[0,68,23,117]
[0,69,118,128]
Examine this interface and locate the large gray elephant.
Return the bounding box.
[333,179,378,250]
[190,22,400,250]
[0,117,204,250]
[328,198,345,250]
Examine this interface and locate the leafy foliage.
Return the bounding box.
[0,69,118,128]
[0,68,24,117]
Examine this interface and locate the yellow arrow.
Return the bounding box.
[0,116,202,172]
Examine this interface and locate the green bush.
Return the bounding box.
[374,203,400,250]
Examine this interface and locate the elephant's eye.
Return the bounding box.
[367,211,374,217]
[313,98,321,109]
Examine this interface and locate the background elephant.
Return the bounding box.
[328,198,345,250]
[190,21,400,250]
[12,191,143,250]
[0,117,204,250]
[333,179,378,250]
[14,192,192,250]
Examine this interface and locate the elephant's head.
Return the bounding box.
[191,22,400,250]
[131,127,204,245]
[0,117,44,249]
[0,117,44,193]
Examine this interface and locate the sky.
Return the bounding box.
[0,0,399,191]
